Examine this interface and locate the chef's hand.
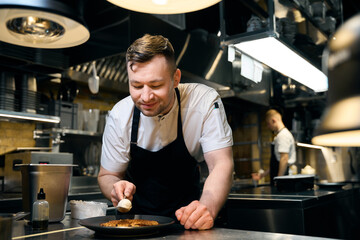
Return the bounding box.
[111,180,136,207]
[175,200,214,230]
[251,172,262,181]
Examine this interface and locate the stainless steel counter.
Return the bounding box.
[11,214,338,240]
[2,184,360,239]
[223,184,360,239]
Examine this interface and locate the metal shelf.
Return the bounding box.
[289,0,333,38]
[34,128,102,137]
[0,109,60,123]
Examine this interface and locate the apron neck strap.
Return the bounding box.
[131,107,141,144]
[174,88,183,137]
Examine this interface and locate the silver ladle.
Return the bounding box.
[88,61,99,94]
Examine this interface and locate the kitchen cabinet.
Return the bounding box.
[34,128,102,177]
[220,185,360,239]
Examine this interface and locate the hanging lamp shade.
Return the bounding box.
[312,14,360,146]
[106,0,221,14]
[0,0,89,49]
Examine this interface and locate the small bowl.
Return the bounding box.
[69,200,107,219]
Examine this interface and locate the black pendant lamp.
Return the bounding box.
[0,0,89,48]
[312,14,360,146]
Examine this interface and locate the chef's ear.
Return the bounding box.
[173,68,181,87]
[272,117,276,123]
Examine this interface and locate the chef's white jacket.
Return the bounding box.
[101,83,233,173]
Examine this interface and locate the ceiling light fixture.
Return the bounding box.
[221,0,328,93]
[106,0,221,14]
[0,1,89,48]
[312,14,360,146]
[232,34,328,92]
[152,0,168,5]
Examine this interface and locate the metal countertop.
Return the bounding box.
[11,214,338,240]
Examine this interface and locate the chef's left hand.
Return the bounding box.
[175,200,214,230]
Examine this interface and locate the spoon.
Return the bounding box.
[116,195,132,213]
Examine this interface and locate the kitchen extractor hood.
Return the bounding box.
[59,11,236,99]
[64,52,235,98]
[312,14,360,147]
[106,0,221,14]
[0,0,89,48]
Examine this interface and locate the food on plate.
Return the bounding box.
[100,219,159,227]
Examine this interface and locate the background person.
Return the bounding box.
[252,108,296,185]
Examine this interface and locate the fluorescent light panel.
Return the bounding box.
[234,37,328,92]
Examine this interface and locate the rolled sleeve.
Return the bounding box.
[100,110,130,173]
[200,97,233,153]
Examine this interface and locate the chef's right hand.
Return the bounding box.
[251,172,262,181]
[111,180,136,207]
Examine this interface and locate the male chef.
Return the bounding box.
[252,109,296,185]
[98,34,234,230]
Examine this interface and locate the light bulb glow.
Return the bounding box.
[152,0,167,5]
[107,0,221,14]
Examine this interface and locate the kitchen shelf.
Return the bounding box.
[0,109,60,123]
[288,0,336,38]
[222,0,329,92]
[223,0,338,43]
[34,128,102,137]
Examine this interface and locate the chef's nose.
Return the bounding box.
[141,86,154,102]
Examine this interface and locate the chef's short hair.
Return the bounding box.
[265,109,282,121]
[126,34,176,73]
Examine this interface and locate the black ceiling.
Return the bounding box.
[0,0,359,77]
[342,0,360,21]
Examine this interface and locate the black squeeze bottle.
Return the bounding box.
[32,188,49,229]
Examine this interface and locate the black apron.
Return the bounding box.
[270,128,289,186]
[125,88,200,218]
[269,143,278,186]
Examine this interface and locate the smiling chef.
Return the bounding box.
[97,34,234,230]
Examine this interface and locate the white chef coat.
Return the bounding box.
[274,128,296,165]
[101,83,233,173]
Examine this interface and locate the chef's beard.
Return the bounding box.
[135,96,174,117]
[137,103,165,117]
